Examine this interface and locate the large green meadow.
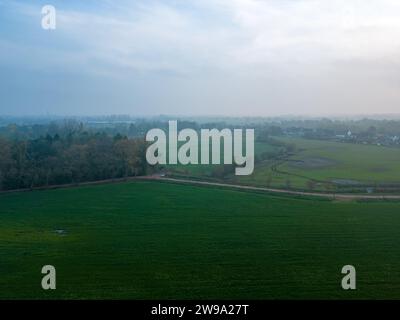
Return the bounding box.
[233,138,400,192]
[1,181,400,299]
[166,137,400,192]
[280,138,400,185]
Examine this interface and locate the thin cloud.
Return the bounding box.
[1,0,400,115]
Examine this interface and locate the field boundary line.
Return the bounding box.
[150,176,400,200]
[2,174,400,200]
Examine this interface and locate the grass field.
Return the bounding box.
[233,138,400,192]
[166,141,282,179]
[1,180,400,299]
[164,137,400,193]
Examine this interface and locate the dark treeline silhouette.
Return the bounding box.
[0,122,149,191]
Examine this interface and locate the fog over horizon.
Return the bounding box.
[1,0,400,117]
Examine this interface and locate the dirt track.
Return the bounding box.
[2,175,400,200]
[147,176,400,200]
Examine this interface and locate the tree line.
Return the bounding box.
[0,124,149,191]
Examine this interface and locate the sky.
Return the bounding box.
[1,0,400,117]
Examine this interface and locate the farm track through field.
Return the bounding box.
[272,159,324,183]
[2,174,400,200]
[270,153,329,185]
[148,176,400,200]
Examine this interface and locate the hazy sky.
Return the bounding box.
[1,0,400,116]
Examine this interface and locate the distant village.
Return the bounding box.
[2,115,400,148]
[282,127,400,147]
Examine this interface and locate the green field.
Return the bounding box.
[231,138,400,192]
[164,137,400,193]
[166,141,282,179]
[1,180,400,299]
